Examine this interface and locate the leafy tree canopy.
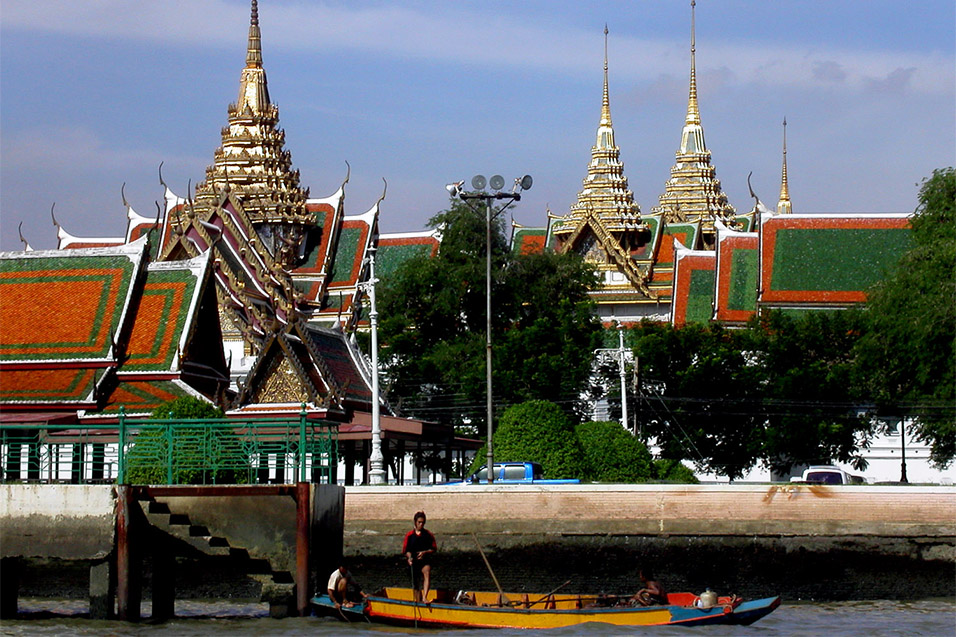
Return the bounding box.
[630,312,872,480]
[855,167,956,467]
[471,400,585,479]
[378,200,602,428]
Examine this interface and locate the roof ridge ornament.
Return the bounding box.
[777,117,792,214]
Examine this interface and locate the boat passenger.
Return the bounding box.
[327,563,366,609]
[633,570,668,606]
[403,511,437,602]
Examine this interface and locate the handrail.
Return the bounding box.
[2,405,337,486]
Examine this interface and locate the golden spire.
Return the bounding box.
[193,0,311,256]
[601,24,611,127]
[651,0,735,239]
[237,0,269,114]
[687,0,700,126]
[552,26,641,242]
[777,118,792,214]
[247,0,262,68]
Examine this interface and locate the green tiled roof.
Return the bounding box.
[685,268,715,324]
[770,227,911,292]
[330,227,362,285]
[727,247,758,312]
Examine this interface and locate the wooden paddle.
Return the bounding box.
[471,533,509,606]
[524,579,572,608]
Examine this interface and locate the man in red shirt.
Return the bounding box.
[402,511,437,602]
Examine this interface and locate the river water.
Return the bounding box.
[2,598,953,636]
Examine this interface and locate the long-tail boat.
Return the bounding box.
[312,587,781,629]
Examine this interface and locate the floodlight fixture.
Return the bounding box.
[471,175,487,190]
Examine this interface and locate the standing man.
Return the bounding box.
[403,511,437,602]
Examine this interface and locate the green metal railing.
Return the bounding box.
[1,407,337,485]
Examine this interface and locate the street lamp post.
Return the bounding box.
[446,175,532,483]
[363,245,386,485]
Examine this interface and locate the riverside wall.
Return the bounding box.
[342,484,956,601]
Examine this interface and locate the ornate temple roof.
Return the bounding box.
[651,1,735,233]
[553,26,642,237]
[191,0,311,246]
[0,238,229,417]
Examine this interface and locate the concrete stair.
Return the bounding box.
[143,499,295,615]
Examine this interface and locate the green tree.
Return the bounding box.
[753,310,873,474]
[472,400,584,479]
[856,167,956,467]
[631,321,765,480]
[629,314,872,480]
[574,420,653,482]
[125,396,247,484]
[378,200,602,428]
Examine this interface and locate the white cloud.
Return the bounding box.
[4,1,952,94]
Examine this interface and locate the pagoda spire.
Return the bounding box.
[552,26,641,239]
[651,0,734,241]
[601,24,611,128]
[687,0,700,127]
[776,118,792,214]
[237,0,269,114]
[192,0,311,262]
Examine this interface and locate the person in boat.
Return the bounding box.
[403,511,437,602]
[633,569,668,606]
[327,563,367,609]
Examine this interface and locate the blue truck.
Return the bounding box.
[458,462,580,484]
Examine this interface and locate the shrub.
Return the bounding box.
[471,400,585,479]
[575,421,654,482]
[653,459,699,484]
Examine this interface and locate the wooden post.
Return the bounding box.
[295,481,310,616]
[115,485,141,621]
[150,536,175,621]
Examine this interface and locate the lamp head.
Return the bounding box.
[445,181,464,197]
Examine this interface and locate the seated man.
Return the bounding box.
[327,563,367,609]
[632,569,668,606]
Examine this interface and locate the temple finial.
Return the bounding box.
[247,0,262,68]
[601,25,611,127]
[777,117,792,214]
[686,0,700,126]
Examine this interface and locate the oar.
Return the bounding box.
[471,533,509,606]
[524,579,572,607]
[410,559,419,628]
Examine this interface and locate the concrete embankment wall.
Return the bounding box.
[342,484,956,601]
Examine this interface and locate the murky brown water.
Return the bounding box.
[2,598,953,636]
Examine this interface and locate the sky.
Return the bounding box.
[1,0,954,251]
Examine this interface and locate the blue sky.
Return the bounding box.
[2,1,954,251]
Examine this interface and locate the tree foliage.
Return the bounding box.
[574,420,654,482]
[378,200,602,428]
[471,400,585,479]
[855,167,956,467]
[630,313,872,480]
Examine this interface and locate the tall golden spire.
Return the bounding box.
[553,26,641,239]
[601,24,612,128]
[651,0,734,241]
[687,0,700,127]
[193,0,311,262]
[776,118,792,214]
